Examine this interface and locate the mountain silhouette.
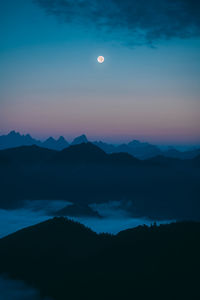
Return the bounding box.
[127,139,162,158]
[71,134,88,145]
[0,145,56,164]
[163,147,200,159]
[0,131,69,151]
[94,140,162,159]
[52,142,108,164]
[0,131,41,149]
[42,136,69,150]
[1,131,199,159]
[0,218,199,300]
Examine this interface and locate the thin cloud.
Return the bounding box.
[34,0,200,44]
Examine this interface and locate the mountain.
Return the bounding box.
[94,140,162,159]
[0,145,56,165]
[52,142,108,164]
[0,131,69,151]
[71,134,88,145]
[0,143,141,166]
[108,152,140,164]
[93,141,116,153]
[163,147,200,159]
[42,136,69,150]
[0,131,41,149]
[0,143,199,219]
[51,142,141,165]
[127,139,162,158]
[0,218,199,300]
[1,131,200,160]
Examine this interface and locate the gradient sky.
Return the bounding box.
[0,0,200,145]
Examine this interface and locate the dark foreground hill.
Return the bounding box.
[0,218,199,300]
[0,143,200,220]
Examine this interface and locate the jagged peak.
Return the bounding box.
[9,130,20,136]
[71,134,88,145]
[45,137,56,142]
[57,136,65,141]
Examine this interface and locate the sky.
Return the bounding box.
[0,0,200,145]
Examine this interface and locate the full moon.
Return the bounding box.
[97,56,104,63]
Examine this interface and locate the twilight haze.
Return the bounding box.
[0,0,200,145]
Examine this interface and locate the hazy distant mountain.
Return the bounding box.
[71,134,88,145]
[93,141,116,153]
[0,131,41,149]
[95,140,162,159]
[163,147,200,159]
[43,136,69,150]
[0,218,199,300]
[127,140,162,158]
[0,131,199,159]
[0,131,69,151]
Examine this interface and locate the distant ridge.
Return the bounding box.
[71,134,88,145]
[0,131,199,159]
[0,131,69,151]
[0,145,56,164]
[0,143,141,166]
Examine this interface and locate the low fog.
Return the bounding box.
[0,200,172,238]
[0,275,52,300]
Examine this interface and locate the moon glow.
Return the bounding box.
[97,56,104,63]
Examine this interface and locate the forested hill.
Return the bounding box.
[0,218,199,300]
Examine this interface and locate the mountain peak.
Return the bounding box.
[43,136,69,150]
[55,142,107,163]
[71,134,88,145]
[45,137,56,142]
[57,136,65,142]
[9,130,20,136]
[128,140,149,147]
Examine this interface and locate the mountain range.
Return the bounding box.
[0,143,199,220]
[1,131,199,159]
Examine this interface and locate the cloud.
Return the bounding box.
[0,275,51,300]
[34,0,200,44]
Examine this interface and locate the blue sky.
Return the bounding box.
[0,0,200,145]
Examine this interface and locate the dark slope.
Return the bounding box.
[0,143,140,166]
[108,152,140,164]
[52,143,141,165]
[163,148,200,159]
[0,218,199,300]
[193,154,200,166]
[0,145,57,165]
[52,142,108,163]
